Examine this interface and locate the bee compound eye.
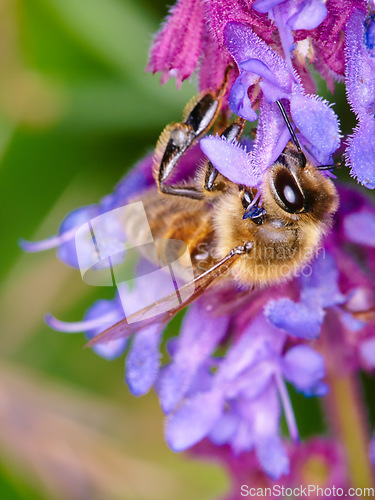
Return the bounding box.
[274,169,304,213]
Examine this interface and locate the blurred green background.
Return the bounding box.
[0,0,228,498]
[0,0,362,499]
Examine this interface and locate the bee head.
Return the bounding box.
[263,148,338,225]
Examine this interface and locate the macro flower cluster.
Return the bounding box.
[24,0,375,494]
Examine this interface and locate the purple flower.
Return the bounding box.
[164,312,326,478]
[147,0,275,97]
[265,251,348,340]
[23,0,375,485]
[297,0,366,77]
[223,21,341,167]
[200,96,291,186]
[46,293,127,360]
[21,145,203,268]
[82,298,127,360]
[253,0,328,60]
[157,300,230,413]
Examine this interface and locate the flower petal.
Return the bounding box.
[218,314,285,383]
[287,0,327,31]
[282,345,326,395]
[125,324,163,396]
[237,385,289,478]
[265,298,324,339]
[84,298,127,360]
[255,435,290,479]
[346,116,375,190]
[345,10,375,119]
[228,71,258,121]
[290,89,341,159]
[158,301,230,412]
[253,97,290,173]
[252,0,284,13]
[299,252,345,308]
[343,210,375,247]
[146,0,205,87]
[165,390,224,451]
[200,135,262,186]
[224,22,291,92]
[57,205,100,268]
[157,364,192,414]
[208,409,238,446]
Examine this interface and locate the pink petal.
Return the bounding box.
[146,0,205,87]
[198,26,234,98]
[206,0,274,53]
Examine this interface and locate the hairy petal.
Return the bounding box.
[346,117,375,190]
[224,22,291,91]
[252,97,290,174]
[345,10,375,119]
[206,0,274,53]
[146,0,205,87]
[290,90,341,158]
[200,135,262,186]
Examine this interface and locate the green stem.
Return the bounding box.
[325,369,373,488]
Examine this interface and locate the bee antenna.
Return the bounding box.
[317,160,344,171]
[276,100,306,169]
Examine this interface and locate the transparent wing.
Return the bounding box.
[86,245,248,347]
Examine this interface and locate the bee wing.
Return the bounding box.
[86,245,248,347]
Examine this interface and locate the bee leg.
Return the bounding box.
[317,160,343,171]
[276,100,306,169]
[204,119,246,192]
[157,66,233,200]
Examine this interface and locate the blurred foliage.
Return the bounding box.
[0,0,226,498]
[1,0,373,498]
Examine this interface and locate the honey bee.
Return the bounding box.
[88,69,338,347]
